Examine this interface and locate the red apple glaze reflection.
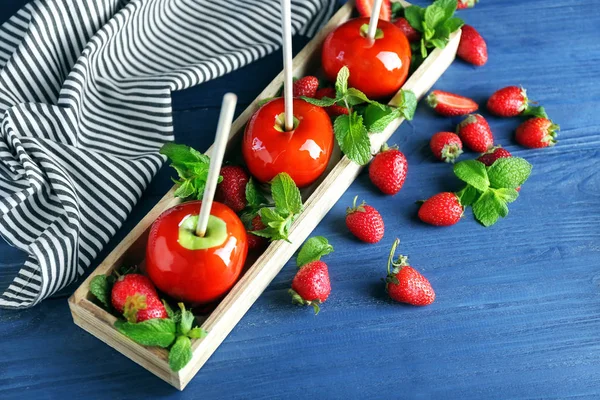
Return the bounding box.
[242,98,334,188]
[321,18,412,99]
[146,201,248,304]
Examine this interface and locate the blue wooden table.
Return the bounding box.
[2,0,600,398]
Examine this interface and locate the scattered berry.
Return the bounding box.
[426,90,478,117]
[111,274,168,322]
[487,86,528,117]
[289,261,331,315]
[215,166,249,212]
[430,132,463,163]
[457,0,478,9]
[394,17,421,42]
[346,196,385,243]
[293,76,319,98]
[248,215,267,250]
[385,239,435,306]
[457,25,487,66]
[418,192,463,226]
[457,114,494,152]
[356,0,391,21]
[515,118,559,148]
[369,144,408,195]
[477,146,513,166]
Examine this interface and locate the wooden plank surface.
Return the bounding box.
[2,0,600,399]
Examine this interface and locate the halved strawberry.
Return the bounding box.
[427,90,479,117]
[356,0,392,21]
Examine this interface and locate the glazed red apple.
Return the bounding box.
[242,97,334,188]
[322,18,411,99]
[146,201,248,304]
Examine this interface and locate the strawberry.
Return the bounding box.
[111,274,168,322]
[293,76,319,98]
[487,86,527,117]
[477,146,512,166]
[346,196,385,243]
[215,165,249,212]
[515,117,559,148]
[289,261,331,314]
[248,215,267,250]
[315,87,348,117]
[457,114,494,152]
[457,0,478,9]
[385,239,435,306]
[368,144,407,195]
[394,17,421,42]
[457,25,487,66]
[356,0,391,21]
[430,132,463,163]
[426,90,478,117]
[418,192,463,226]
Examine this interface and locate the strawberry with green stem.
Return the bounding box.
[346,196,385,243]
[487,86,548,118]
[430,132,463,163]
[515,118,559,148]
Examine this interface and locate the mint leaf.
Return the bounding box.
[173,180,195,198]
[245,178,267,209]
[335,66,350,97]
[178,303,194,335]
[296,236,334,267]
[442,17,464,33]
[271,173,302,215]
[187,327,207,339]
[90,275,110,309]
[160,142,209,165]
[424,5,445,29]
[334,113,371,166]
[399,90,418,121]
[493,188,519,204]
[364,104,400,133]
[455,185,480,207]
[391,1,404,18]
[434,0,457,21]
[404,6,425,32]
[522,105,548,119]
[300,96,337,107]
[453,160,490,192]
[162,300,175,319]
[168,336,192,372]
[160,143,214,200]
[345,88,372,106]
[253,208,292,241]
[472,191,503,227]
[487,157,532,189]
[114,319,177,348]
[430,37,448,49]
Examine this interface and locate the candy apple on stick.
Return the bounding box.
[146,94,248,304]
[242,0,334,188]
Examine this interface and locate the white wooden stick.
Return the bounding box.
[196,93,237,237]
[281,0,294,131]
[367,0,384,40]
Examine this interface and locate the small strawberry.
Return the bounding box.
[426,90,478,117]
[369,144,408,195]
[457,114,494,152]
[385,239,435,306]
[293,76,319,98]
[346,196,385,243]
[394,17,421,42]
[487,86,527,117]
[356,0,391,21]
[111,274,168,322]
[457,0,478,9]
[215,165,249,212]
[248,215,267,250]
[457,25,487,66]
[515,117,559,148]
[477,146,513,166]
[289,261,331,314]
[315,87,348,117]
[430,132,463,163]
[418,192,463,226]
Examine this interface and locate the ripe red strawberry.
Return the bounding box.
[457,0,478,9]
[385,239,435,306]
[457,114,494,152]
[477,146,512,166]
[215,165,249,212]
[356,0,391,21]
[346,197,384,243]
[426,90,478,117]
[515,118,559,148]
[418,192,463,226]
[394,17,421,42]
[293,76,319,98]
[111,274,168,322]
[369,145,407,195]
[289,261,331,314]
[457,25,487,66]
[248,215,267,250]
[430,132,463,163]
[487,86,528,117]
[315,87,348,117]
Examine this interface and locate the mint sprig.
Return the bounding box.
[296,236,334,267]
[90,274,113,309]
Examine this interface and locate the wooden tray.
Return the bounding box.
[68,0,461,390]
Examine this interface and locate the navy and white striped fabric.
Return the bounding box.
[0,0,335,309]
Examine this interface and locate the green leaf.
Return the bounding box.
[178,303,195,335]
[173,179,195,198]
[296,236,334,267]
[391,1,404,18]
[472,190,502,227]
[114,319,177,348]
[404,5,425,32]
[434,0,458,21]
[345,88,372,106]
[522,105,548,119]
[399,90,418,121]
[335,66,350,97]
[162,300,175,319]
[245,178,267,208]
[299,96,337,107]
[187,327,207,339]
[420,38,428,58]
[168,336,193,372]
[160,142,213,200]
[424,5,446,29]
[270,173,302,215]
[493,188,519,204]
[487,157,532,189]
[455,185,480,207]
[453,160,490,192]
[363,104,400,133]
[442,17,464,33]
[334,113,371,166]
[160,143,209,166]
[253,208,293,241]
[430,37,448,49]
[90,275,110,309]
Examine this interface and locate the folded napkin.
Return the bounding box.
[0,0,335,309]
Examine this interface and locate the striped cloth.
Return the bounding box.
[0,0,335,309]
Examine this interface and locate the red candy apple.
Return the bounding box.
[146,201,248,304]
[321,18,411,99]
[242,97,334,188]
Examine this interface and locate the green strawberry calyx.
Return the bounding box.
[456,114,479,131]
[123,294,147,323]
[289,289,322,315]
[543,122,560,146]
[441,142,463,163]
[346,195,367,215]
[385,238,409,287]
